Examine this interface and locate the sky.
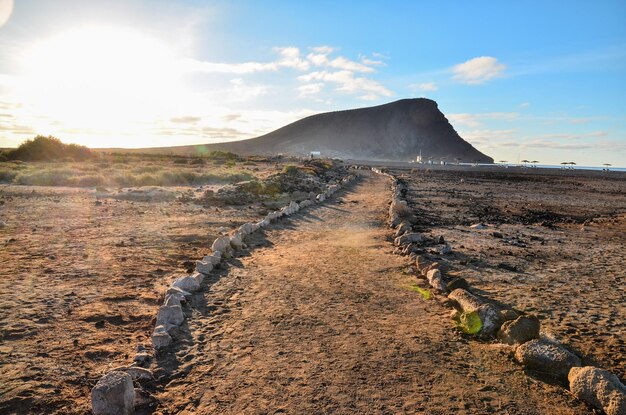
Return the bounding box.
[0,0,625,166]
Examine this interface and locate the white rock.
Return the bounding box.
[316,193,325,203]
[191,271,205,285]
[163,293,182,307]
[394,232,424,246]
[166,286,191,298]
[211,236,232,254]
[151,329,172,349]
[238,222,256,235]
[448,289,502,338]
[515,339,581,379]
[470,223,488,230]
[426,269,446,292]
[171,275,200,292]
[156,305,184,328]
[569,366,626,415]
[204,251,221,265]
[230,232,244,250]
[91,371,135,415]
[195,260,213,275]
[110,366,153,381]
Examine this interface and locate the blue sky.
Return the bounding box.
[0,0,625,166]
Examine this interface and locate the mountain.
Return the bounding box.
[202,98,493,163]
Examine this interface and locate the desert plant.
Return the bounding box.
[6,135,93,161]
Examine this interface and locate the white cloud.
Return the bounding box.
[227,78,269,102]
[448,112,519,128]
[297,82,325,97]
[409,82,438,92]
[298,70,392,100]
[181,47,310,74]
[451,56,506,84]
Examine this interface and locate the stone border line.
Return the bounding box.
[372,167,626,415]
[90,171,358,415]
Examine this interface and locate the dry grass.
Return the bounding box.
[0,155,256,187]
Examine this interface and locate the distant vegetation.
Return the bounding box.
[0,136,258,187]
[2,135,93,161]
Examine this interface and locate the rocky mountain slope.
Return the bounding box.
[204,98,493,163]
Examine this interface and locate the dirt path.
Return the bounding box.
[155,171,588,415]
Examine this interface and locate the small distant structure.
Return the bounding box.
[603,163,612,172]
[309,151,321,159]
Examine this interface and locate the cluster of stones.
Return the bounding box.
[91,172,357,415]
[372,168,626,415]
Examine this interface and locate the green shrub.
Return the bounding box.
[283,165,299,175]
[6,135,93,161]
[0,168,18,183]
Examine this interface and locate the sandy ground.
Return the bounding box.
[153,171,588,414]
[1,167,621,414]
[0,185,264,414]
[394,168,626,380]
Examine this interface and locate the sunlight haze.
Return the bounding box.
[0,0,625,166]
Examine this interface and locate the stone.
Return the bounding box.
[134,388,156,409]
[389,199,409,218]
[426,269,446,292]
[448,289,502,338]
[91,371,135,415]
[171,275,200,292]
[204,252,222,266]
[133,351,151,366]
[288,201,299,212]
[166,286,191,298]
[438,244,452,254]
[497,315,540,345]
[151,328,172,349]
[568,366,626,415]
[191,271,205,285]
[156,305,184,328]
[448,288,483,312]
[394,221,412,237]
[475,303,502,338]
[515,339,582,379]
[238,222,256,235]
[195,260,213,275]
[163,293,182,307]
[110,366,154,382]
[470,223,488,230]
[394,232,424,246]
[211,236,232,255]
[316,193,325,203]
[230,232,244,250]
[446,277,469,292]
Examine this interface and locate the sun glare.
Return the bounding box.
[18,26,184,146]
